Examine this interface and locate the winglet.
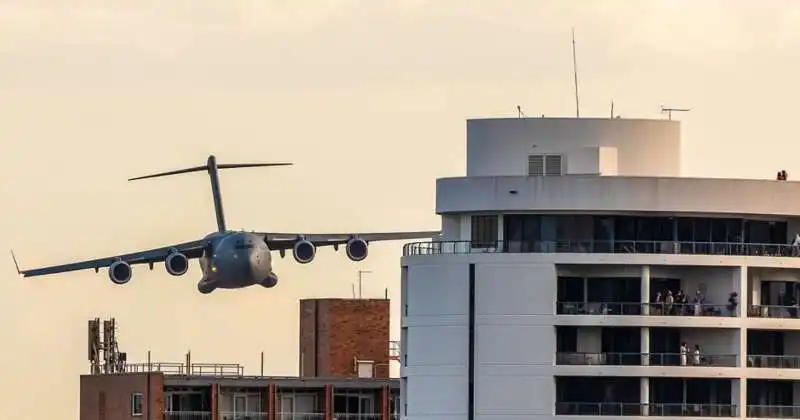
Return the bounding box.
[10,250,23,277]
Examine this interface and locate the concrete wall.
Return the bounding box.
[80,373,164,420]
[465,118,681,178]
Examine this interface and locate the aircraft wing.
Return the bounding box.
[12,239,208,278]
[263,231,440,250]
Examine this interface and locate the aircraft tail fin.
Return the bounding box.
[10,250,22,277]
[127,155,292,232]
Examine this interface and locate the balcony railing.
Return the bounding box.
[555,402,738,417]
[277,413,325,420]
[557,302,737,317]
[747,405,800,418]
[332,414,383,420]
[164,411,212,420]
[556,352,739,367]
[219,412,267,420]
[748,304,800,319]
[403,240,800,258]
[747,355,800,369]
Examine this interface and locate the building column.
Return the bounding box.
[738,266,748,317]
[641,266,651,315]
[381,385,390,420]
[640,377,649,416]
[266,384,276,420]
[641,327,650,366]
[324,385,333,420]
[733,379,746,418]
[211,384,219,420]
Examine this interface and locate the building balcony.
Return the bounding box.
[747,355,800,369]
[403,240,799,258]
[748,305,800,319]
[556,352,739,368]
[219,412,267,420]
[277,413,325,420]
[555,402,738,417]
[164,411,212,420]
[746,405,800,418]
[556,302,735,317]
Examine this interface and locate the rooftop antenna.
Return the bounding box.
[610,101,615,119]
[516,105,526,118]
[357,270,372,299]
[572,27,581,118]
[660,105,690,121]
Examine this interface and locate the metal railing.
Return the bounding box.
[219,412,267,420]
[556,352,738,367]
[277,414,325,420]
[123,362,244,376]
[747,355,800,369]
[164,411,212,420]
[747,405,800,418]
[748,304,800,319]
[403,239,800,258]
[555,402,738,417]
[332,414,383,420]
[556,302,737,317]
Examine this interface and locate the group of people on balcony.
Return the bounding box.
[679,342,702,366]
[652,289,738,317]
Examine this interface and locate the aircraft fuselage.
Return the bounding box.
[196,231,277,294]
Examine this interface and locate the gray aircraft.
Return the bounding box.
[11,155,439,294]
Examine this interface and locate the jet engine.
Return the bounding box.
[108,260,132,285]
[346,237,369,261]
[165,251,189,276]
[293,239,316,264]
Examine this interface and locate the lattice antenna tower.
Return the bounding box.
[88,318,128,374]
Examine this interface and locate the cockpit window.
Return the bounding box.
[235,243,254,250]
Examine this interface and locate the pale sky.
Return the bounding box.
[1,0,800,417]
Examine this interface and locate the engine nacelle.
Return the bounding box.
[165,252,189,276]
[108,260,132,285]
[293,239,316,264]
[346,237,369,262]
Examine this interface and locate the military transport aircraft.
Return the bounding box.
[11,155,439,294]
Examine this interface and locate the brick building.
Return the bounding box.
[299,298,391,379]
[80,298,400,420]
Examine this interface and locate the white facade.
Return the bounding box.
[401,117,800,420]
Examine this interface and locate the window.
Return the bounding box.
[471,215,498,248]
[528,154,564,176]
[131,392,143,416]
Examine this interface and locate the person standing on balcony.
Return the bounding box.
[693,345,701,366]
[680,343,688,366]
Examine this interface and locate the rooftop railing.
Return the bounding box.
[747,355,800,369]
[556,302,737,317]
[556,352,738,367]
[123,362,244,377]
[746,405,800,418]
[403,240,800,258]
[555,402,738,417]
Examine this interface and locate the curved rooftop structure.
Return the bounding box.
[400,116,800,420]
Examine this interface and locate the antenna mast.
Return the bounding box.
[572,27,580,118]
[660,105,691,121]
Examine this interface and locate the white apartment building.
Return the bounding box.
[400,117,800,420]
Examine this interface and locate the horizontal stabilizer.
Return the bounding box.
[128,156,293,181]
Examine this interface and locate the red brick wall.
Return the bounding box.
[80,373,164,420]
[299,298,390,379]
